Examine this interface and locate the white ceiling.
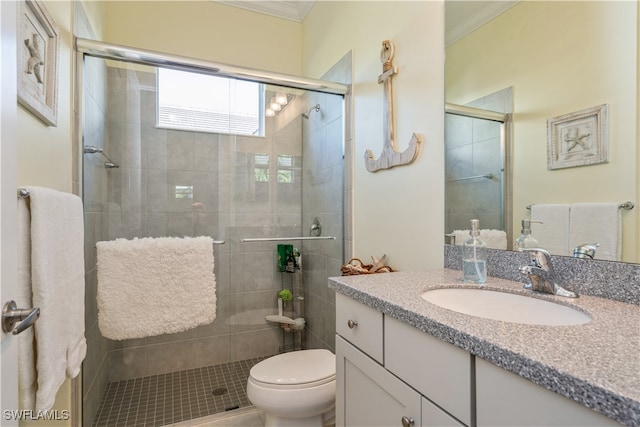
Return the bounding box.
[216,1,519,44]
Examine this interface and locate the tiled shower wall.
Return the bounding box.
[445,87,512,235]
[102,65,307,382]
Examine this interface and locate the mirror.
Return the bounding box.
[444,1,638,263]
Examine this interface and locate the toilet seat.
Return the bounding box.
[250,349,335,388]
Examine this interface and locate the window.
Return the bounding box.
[277,155,294,183]
[174,185,194,199]
[157,68,264,136]
[254,153,269,182]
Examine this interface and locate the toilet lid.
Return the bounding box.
[250,349,335,386]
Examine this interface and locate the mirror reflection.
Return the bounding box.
[444,0,638,263]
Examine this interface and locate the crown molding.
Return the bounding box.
[216,1,314,23]
[446,1,519,46]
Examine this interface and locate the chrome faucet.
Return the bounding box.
[573,243,599,259]
[518,248,578,298]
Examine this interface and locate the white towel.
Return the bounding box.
[530,204,571,256]
[17,197,36,411]
[569,203,621,261]
[453,229,507,250]
[21,187,87,411]
[97,236,216,340]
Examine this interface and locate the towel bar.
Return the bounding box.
[526,202,634,210]
[18,188,30,198]
[242,236,336,243]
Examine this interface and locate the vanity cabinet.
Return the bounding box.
[336,293,465,427]
[336,292,622,427]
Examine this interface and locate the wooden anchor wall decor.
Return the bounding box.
[364,40,421,172]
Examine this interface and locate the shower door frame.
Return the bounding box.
[75,38,348,95]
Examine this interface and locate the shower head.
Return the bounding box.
[84,145,120,169]
[302,104,321,119]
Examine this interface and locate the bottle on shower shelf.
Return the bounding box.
[462,219,487,284]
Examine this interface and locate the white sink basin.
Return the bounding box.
[421,288,591,326]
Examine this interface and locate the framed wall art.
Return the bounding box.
[18,0,59,126]
[546,104,608,170]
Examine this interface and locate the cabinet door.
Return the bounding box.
[336,336,421,427]
[422,397,464,427]
[476,358,621,426]
[386,316,472,425]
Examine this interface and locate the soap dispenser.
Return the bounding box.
[515,219,541,251]
[462,219,487,284]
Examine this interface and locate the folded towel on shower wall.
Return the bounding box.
[530,204,571,256]
[97,236,216,340]
[452,229,507,249]
[569,203,621,261]
[18,187,87,411]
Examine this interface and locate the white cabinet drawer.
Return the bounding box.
[385,316,472,426]
[336,293,383,363]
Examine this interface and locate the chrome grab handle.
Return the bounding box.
[401,416,415,427]
[347,319,358,329]
[2,300,40,335]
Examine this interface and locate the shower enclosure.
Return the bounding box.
[79,39,349,426]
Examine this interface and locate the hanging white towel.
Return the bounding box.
[96,236,217,340]
[17,197,36,411]
[21,187,87,411]
[452,229,507,249]
[530,204,571,256]
[569,203,621,261]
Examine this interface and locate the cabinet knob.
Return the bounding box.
[347,319,358,329]
[401,416,415,427]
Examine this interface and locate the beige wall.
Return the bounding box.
[446,1,638,263]
[303,1,445,270]
[103,1,302,75]
[17,0,74,193]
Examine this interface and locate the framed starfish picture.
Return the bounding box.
[17,0,59,126]
[546,104,608,170]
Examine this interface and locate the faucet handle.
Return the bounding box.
[520,248,553,270]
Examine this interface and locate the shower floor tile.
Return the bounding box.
[92,356,270,427]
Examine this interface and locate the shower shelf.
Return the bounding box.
[241,236,336,243]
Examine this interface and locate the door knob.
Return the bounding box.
[2,300,40,335]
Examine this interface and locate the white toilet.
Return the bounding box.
[246,349,336,427]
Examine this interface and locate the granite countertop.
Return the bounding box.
[329,269,640,426]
